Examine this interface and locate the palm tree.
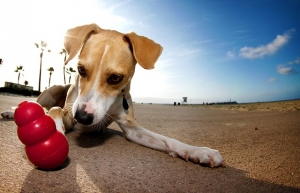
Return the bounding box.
[14,65,24,84]
[35,40,51,92]
[59,48,68,84]
[66,67,76,83]
[47,67,54,88]
[0,58,3,71]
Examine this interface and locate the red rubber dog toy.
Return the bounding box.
[14,101,69,170]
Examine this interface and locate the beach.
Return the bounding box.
[0,94,299,192]
[194,99,300,112]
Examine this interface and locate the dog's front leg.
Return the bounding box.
[48,107,75,135]
[47,83,78,135]
[116,117,224,168]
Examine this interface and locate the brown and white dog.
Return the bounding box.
[2,24,224,167]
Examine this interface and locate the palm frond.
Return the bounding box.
[47,67,54,71]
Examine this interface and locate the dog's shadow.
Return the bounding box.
[0,118,14,122]
[74,128,124,148]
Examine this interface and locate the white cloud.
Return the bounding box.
[276,56,300,75]
[267,77,277,82]
[286,57,300,65]
[277,66,294,75]
[226,50,236,58]
[239,29,295,59]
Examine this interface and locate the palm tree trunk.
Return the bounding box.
[63,54,66,84]
[18,73,20,84]
[63,66,66,84]
[38,51,43,92]
[48,74,51,88]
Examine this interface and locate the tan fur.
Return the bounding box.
[63,24,162,97]
[37,84,71,110]
[123,32,163,69]
[64,24,102,65]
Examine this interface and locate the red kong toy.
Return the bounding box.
[14,101,69,170]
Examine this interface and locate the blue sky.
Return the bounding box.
[0,0,299,103]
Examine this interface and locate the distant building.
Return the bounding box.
[182,97,188,104]
[4,82,33,90]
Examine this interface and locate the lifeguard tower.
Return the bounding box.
[182,97,188,104]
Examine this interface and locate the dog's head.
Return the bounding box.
[64,24,162,126]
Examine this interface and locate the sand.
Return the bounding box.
[0,94,299,193]
[195,100,300,112]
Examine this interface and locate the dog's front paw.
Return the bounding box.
[1,111,14,119]
[170,146,225,168]
[189,147,225,168]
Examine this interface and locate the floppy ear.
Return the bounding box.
[64,24,101,65]
[124,32,163,69]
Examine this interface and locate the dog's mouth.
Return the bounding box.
[73,103,114,128]
[73,113,114,134]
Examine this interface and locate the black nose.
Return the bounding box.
[74,110,94,125]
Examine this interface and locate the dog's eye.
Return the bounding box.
[107,74,123,85]
[77,66,86,77]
